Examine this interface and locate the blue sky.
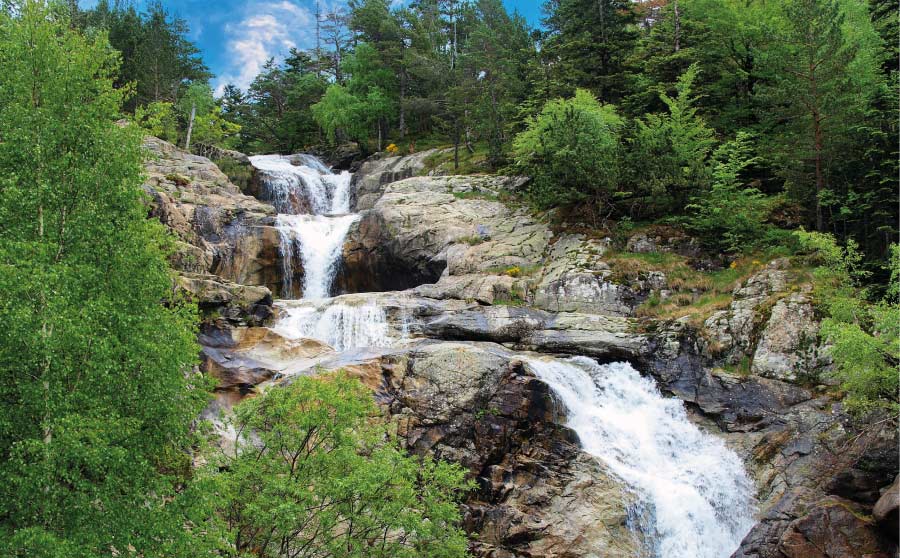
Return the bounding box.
[82,1,543,94]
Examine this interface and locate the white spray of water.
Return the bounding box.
[274,301,395,352]
[524,356,756,558]
[276,214,359,300]
[251,154,356,299]
[249,154,352,215]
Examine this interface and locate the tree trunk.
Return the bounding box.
[399,67,407,139]
[813,113,825,231]
[454,123,460,170]
[185,103,196,152]
[673,0,681,52]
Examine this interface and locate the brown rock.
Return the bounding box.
[778,498,892,558]
[873,476,899,537]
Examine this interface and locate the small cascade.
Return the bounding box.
[249,154,351,214]
[273,301,396,352]
[276,214,359,300]
[250,153,355,299]
[524,357,755,558]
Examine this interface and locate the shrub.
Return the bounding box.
[215,374,472,558]
[512,89,623,210]
[797,232,898,415]
[685,132,772,253]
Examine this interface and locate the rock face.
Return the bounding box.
[381,343,645,558]
[341,175,551,296]
[351,149,446,210]
[531,234,640,315]
[142,136,284,294]
[701,260,825,382]
[751,293,821,381]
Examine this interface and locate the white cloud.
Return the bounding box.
[214,1,315,95]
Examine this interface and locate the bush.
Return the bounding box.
[512,89,623,210]
[215,374,472,558]
[685,132,772,253]
[796,232,898,415]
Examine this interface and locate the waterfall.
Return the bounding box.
[250,154,355,299]
[273,301,395,352]
[249,154,352,214]
[276,214,359,300]
[524,357,756,558]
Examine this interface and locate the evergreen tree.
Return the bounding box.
[541,0,639,102]
[757,0,878,232]
[627,64,716,216]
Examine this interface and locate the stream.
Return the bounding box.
[248,153,757,558]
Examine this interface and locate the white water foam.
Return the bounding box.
[276,214,359,300]
[273,301,395,352]
[524,356,756,558]
[251,153,356,299]
[249,154,352,215]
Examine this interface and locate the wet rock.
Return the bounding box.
[177,272,274,327]
[314,142,361,170]
[337,341,645,557]
[777,497,893,558]
[142,136,285,293]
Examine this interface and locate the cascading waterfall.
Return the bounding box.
[250,154,351,214]
[250,154,357,299]
[249,154,757,557]
[524,356,756,558]
[276,214,359,300]
[273,301,395,352]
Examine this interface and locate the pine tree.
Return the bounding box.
[541,0,639,102]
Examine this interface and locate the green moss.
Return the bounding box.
[214,157,254,192]
[165,172,191,186]
[451,189,499,201]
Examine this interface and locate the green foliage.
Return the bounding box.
[540,0,638,102]
[214,374,472,558]
[796,231,898,415]
[0,3,211,556]
[628,64,716,215]
[312,84,370,143]
[513,89,623,209]
[685,132,771,253]
[226,54,328,153]
[134,101,179,142]
[759,0,882,232]
[79,0,210,109]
